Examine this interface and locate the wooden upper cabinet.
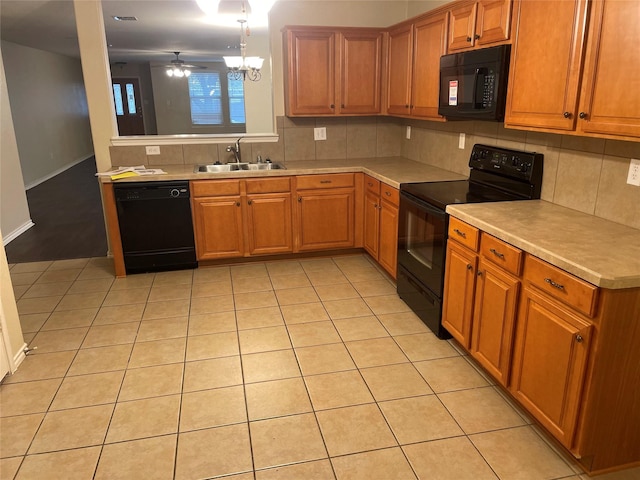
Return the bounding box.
[283,27,383,116]
[577,0,640,139]
[386,23,413,116]
[387,11,448,120]
[448,0,511,51]
[339,31,383,114]
[411,12,449,119]
[284,29,336,116]
[505,0,588,131]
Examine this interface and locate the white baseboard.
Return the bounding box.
[12,342,27,373]
[24,153,95,190]
[2,220,35,246]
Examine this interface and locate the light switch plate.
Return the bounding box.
[145,146,161,155]
[458,133,465,150]
[314,127,326,141]
[628,159,640,186]
[406,126,411,139]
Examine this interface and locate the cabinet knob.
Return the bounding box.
[236,201,241,207]
[374,203,378,208]
[575,334,584,343]
[466,36,472,42]
[341,104,345,108]
[474,34,480,40]
[405,104,409,109]
[467,264,473,271]
[563,111,572,119]
[477,270,483,277]
[298,197,302,203]
[247,200,252,205]
[579,112,588,119]
[330,104,335,109]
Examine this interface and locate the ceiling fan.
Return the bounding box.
[157,52,207,77]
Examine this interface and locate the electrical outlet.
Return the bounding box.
[406,126,411,139]
[145,146,161,155]
[313,127,327,141]
[627,158,640,186]
[458,133,466,150]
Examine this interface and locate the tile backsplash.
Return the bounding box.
[109,115,640,229]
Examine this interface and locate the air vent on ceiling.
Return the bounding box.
[112,16,138,21]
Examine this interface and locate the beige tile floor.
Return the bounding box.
[2,254,640,480]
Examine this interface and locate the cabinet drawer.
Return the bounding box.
[380,184,399,206]
[191,180,240,197]
[245,177,291,194]
[524,255,599,318]
[365,176,381,195]
[448,217,479,251]
[480,233,523,276]
[296,173,355,190]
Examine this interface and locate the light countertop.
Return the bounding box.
[99,157,468,188]
[447,201,640,289]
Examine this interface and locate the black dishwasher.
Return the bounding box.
[114,181,197,274]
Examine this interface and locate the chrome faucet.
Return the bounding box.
[226,137,242,163]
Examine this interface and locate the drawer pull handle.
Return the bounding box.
[320,180,332,184]
[453,228,467,239]
[544,278,565,290]
[385,191,392,196]
[575,334,584,343]
[368,182,373,187]
[490,248,505,259]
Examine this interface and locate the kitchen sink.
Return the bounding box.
[194,162,286,173]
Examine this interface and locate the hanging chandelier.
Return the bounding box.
[223,19,263,81]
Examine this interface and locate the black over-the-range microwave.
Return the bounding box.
[438,44,511,121]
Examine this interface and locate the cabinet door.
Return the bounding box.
[411,12,448,119]
[504,0,589,131]
[192,197,244,260]
[471,259,519,386]
[340,31,383,114]
[475,0,511,46]
[577,0,640,139]
[285,29,336,115]
[296,189,355,251]
[387,24,413,115]
[245,193,293,256]
[442,241,478,348]
[511,286,593,447]
[378,199,399,279]
[448,1,477,51]
[363,191,380,258]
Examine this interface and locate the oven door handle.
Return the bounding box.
[400,191,447,220]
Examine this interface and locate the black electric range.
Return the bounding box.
[397,144,544,338]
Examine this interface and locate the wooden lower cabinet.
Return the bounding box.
[363,175,399,278]
[510,285,592,447]
[191,178,293,260]
[442,239,478,348]
[245,193,293,256]
[295,174,356,252]
[471,258,519,386]
[192,195,244,260]
[445,215,640,473]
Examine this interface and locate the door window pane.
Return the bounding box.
[113,84,124,116]
[126,83,136,114]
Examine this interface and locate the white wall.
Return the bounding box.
[0,48,32,243]
[1,41,94,188]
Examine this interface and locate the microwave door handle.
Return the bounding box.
[472,68,481,109]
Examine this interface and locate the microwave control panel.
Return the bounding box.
[482,73,496,108]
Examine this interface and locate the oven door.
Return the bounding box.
[397,190,447,298]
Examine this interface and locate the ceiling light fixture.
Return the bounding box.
[165,52,192,78]
[223,18,263,82]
